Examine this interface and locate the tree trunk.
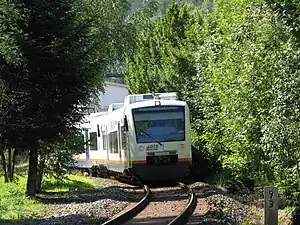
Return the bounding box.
[0,150,8,183]
[7,148,12,182]
[10,149,17,182]
[36,154,46,194]
[297,160,300,191]
[26,145,38,197]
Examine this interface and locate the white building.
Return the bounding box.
[85,81,129,113]
[99,82,129,109]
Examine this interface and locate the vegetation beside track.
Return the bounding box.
[0,0,299,223]
[0,173,99,221]
[126,0,300,223]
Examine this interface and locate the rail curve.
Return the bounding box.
[167,182,197,225]
[101,181,152,225]
[101,173,196,225]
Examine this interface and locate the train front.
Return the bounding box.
[126,95,192,181]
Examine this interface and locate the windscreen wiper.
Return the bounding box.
[139,129,163,146]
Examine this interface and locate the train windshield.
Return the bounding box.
[133,106,185,143]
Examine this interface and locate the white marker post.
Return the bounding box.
[264,186,278,225]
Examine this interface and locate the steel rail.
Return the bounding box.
[101,181,152,225]
[167,182,197,225]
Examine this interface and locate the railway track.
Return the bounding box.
[101,175,197,225]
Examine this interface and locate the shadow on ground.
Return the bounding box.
[36,185,140,204]
[0,214,106,225]
[35,183,211,205]
[0,180,252,225]
[125,214,237,225]
[190,182,250,204]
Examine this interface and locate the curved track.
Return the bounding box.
[101,177,197,225]
[102,181,152,225]
[168,182,197,225]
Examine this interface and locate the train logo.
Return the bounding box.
[146,144,159,151]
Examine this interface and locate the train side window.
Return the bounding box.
[109,131,118,153]
[121,130,127,150]
[81,133,85,151]
[84,129,89,153]
[89,132,98,151]
[114,132,118,153]
[103,134,107,150]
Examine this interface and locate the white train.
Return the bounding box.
[73,92,192,181]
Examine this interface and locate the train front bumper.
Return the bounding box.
[131,159,191,181]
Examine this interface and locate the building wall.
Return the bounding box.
[99,82,129,108]
[85,82,129,113]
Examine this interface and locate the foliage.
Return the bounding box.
[266,0,300,42]
[126,2,217,176]
[126,0,300,205]
[126,2,200,94]
[0,173,98,220]
[0,0,29,183]
[0,0,132,196]
[292,199,300,225]
[39,130,85,184]
[126,2,203,111]
[196,0,300,199]
[128,0,204,15]
[0,173,46,220]
[41,174,97,192]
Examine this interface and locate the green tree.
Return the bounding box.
[126,2,216,176]
[266,0,300,41]
[0,0,29,183]
[126,0,300,201]
[197,0,300,194]
[36,130,85,193]
[0,0,131,196]
[126,2,202,96]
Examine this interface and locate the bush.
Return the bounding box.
[190,143,221,181]
[292,198,300,225]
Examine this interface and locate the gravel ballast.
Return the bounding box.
[9,178,142,225]
[5,178,292,225]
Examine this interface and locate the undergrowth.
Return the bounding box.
[0,173,46,220]
[0,173,99,221]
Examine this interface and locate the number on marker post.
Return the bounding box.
[264,186,278,225]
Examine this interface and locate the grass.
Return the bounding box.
[0,172,100,221]
[0,173,46,220]
[41,174,98,192]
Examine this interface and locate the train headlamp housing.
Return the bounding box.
[155,101,161,106]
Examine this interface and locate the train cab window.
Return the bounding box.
[109,131,118,153]
[132,106,185,143]
[89,132,98,150]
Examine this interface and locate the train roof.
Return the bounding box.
[80,92,187,123]
[125,99,187,110]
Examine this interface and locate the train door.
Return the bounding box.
[122,116,130,168]
[84,129,90,160]
[105,126,109,166]
[118,122,122,160]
